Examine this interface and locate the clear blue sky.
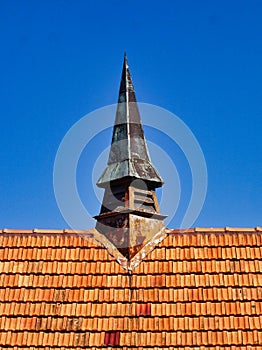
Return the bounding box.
[0,0,261,229]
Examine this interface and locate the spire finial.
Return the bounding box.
[123,52,127,67]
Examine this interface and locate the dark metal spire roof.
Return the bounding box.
[97,54,163,188]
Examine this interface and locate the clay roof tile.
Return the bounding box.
[0,228,261,347]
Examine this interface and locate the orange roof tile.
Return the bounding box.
[0,228,262,348]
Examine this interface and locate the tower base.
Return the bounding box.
[95,210,166,260]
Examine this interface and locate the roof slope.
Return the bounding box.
[0,227,262,348]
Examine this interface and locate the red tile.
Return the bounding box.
[1,229,262,348]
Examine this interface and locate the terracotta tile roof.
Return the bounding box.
[0,227,262,348]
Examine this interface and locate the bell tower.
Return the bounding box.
[94,54,166,259]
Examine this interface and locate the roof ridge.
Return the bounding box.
[1,228,96,234]
[1,226,261,234]
[167,226,262,234]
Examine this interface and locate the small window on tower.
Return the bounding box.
[136,303,151,316]
[104,331,120,347]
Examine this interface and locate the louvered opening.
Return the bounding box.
[133,189,156,213]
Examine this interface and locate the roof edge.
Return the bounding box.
[1,226,262,234]
[167,226,262,234]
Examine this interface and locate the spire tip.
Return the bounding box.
[123,52,127,65]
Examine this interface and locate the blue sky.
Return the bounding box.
[0,0,261,229]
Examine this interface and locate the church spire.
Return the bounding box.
[95,54,166,260]
[97,54,163,188]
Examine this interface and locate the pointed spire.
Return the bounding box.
[95,55,166,261]
[97,54,163,188]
